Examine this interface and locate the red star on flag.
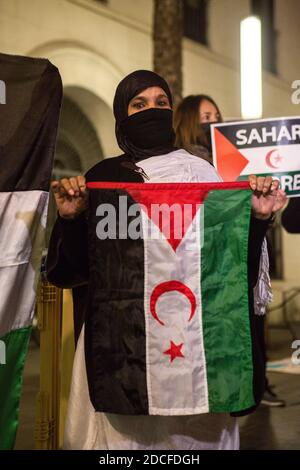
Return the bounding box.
[163,341,184,362]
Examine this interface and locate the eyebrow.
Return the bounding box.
[201,111,220,115]
[129,93,169,103]
[156,94,169,101]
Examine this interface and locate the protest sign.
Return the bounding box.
[211,117,300,196]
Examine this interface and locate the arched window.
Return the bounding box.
[46,94,104,244]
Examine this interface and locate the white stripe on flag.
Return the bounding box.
[0,191,48,336]
[240,144,300,174]
[143,209,209,415]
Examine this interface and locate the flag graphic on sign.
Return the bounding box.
[0,53,62,449]
[85,181,255,415]
[211,117,300,196]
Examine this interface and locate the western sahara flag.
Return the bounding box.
[85,180,255,415]
[0,53,62,449]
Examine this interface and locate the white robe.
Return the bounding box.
[64,326,239,450]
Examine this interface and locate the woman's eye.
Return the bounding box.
[158,101,168,107]
[133,102,144,109]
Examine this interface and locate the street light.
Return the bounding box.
[240,16,262,119]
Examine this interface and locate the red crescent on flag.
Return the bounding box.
[265,149,281,169]
[150,280,196,326]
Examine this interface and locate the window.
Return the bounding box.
[251,0,277,74]
[183,0,208,45]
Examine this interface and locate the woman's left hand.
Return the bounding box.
[249,175,287,220]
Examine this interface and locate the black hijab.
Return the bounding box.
[113,70,176,161]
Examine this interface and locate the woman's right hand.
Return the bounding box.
[51,176,88,219]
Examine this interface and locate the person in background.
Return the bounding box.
[174,94,286,408]
[174,94,222,164]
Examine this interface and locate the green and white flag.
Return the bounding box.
[0,53,62,449]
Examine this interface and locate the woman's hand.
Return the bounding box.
[51,176,88,219]
[249,175,287,220]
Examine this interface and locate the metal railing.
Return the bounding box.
[34,277,74,450]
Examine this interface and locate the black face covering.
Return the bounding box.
[120,108,174,151]
[113,70,176,161]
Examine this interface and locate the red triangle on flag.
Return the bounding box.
[214,128,249,181]
[87,181,251,252]
[126,187,208,251]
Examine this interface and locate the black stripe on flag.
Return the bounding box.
[216,118,300,150]
[0,53,62,192]
[85,188,148,414]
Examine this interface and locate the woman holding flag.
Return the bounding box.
[47,70,286,450]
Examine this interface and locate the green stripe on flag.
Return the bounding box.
[0,327,32,450]
[201,188,254,412]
